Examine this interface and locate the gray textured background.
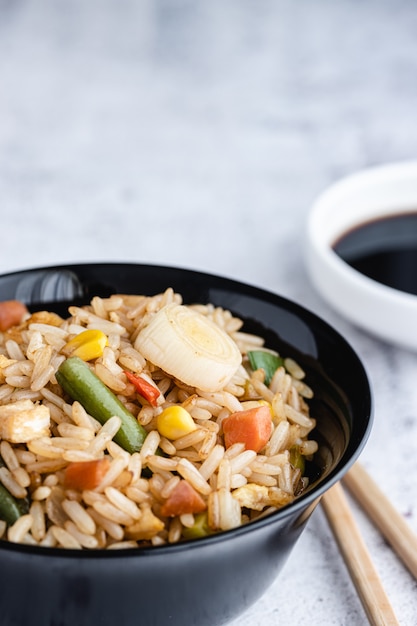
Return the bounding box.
[2,1,417,624]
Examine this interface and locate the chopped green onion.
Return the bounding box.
[289,445,305,474]
[248,350,284,386]
[182,512,212,540]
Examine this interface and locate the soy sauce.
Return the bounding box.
[332,212,417,296]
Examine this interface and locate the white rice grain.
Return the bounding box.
[249,460,282,476]
[127,452,142,483]
[198,444,225,480]
[250,377,274,403]
[124,485,152,504]
[86,416,122,457]
[168,517,182,543]
[25,458,68,473]
[176,458,211,496]
[8,514,33,543]
[101,346,124,377]
[12,466,31,488]
[26,438,64,459]
[5,375,30,388]
[159,476,181,500]
[3,361,33,377]
[70,400,101,431]
[62,499,96,535]
[92,500,135,526]
[50,437,91,451]
[284,404,314,428]
[179,513,195,528]
[14,449,37,464]
[5,339,25,361]
[31,363,55,392]
[229,450,257,474]
[62,450,101,463]
[57,423,95,441]
[249,472,277,487]
[292,378,314,399]
[230,473,247,488]
[104,486,141,520]
[146,455,178,473]
[51,525,82,549]
[0,466,27,498]
[173,429,206,451]
[87,507,125,541]
[283,358,305,380]
[64,520,99,549]
[94,363,126,393]
[223,442,246,459]
[0,384,13,401]
[198,431,217,459]
[278,463,293,493]
[40,387,67,409]
[32,485,52,501]
[107,441,130,463]
[140,430,161,462]
[96,456,129,491]
[266,420,290,455]
[39,527,58,548]
[299,440,318,456]
[30,500,46,541]
[158,437,177,456]
[0,440,19,471]
[189,406,212,421]
[218,488,241,531]
[216,458,232,491]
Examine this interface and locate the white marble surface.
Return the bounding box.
[2,1,417,624]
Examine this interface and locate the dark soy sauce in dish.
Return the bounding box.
[333,212,417,296]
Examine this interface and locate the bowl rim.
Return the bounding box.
[0,262,373,558]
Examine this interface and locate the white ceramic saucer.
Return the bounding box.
[306,161,417,351]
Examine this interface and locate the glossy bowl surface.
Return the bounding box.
[0,263,373,626]
[306,161,417,350]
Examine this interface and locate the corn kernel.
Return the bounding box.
[63,329,108,361]
[157,406,197,440]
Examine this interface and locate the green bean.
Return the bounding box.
[0,483,22,526]
[56,356,148,454]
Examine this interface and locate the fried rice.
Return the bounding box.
[0,288,318,549]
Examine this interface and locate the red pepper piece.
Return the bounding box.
[124,370,161,407]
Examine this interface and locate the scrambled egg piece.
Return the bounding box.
[0,399,51,443]
[27,311,64,327]
[0,354,17,384]
[126,504,165,541]
[232,483,293,511]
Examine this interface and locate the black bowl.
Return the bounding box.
[0,263,372,626]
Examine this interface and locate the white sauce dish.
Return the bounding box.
[306,161,417,351]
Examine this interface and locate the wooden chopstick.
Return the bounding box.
[343,462,417,580]
[321,482,400,626]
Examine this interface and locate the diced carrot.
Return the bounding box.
[160,480,207,517]
[124,370,161,407]
[222,405,273,453]
[0,300,28,332]
[64,457,111,491]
